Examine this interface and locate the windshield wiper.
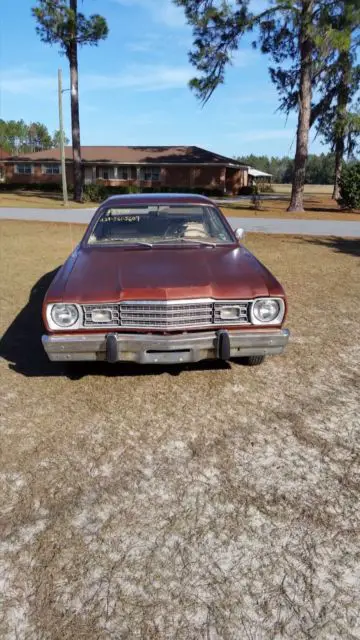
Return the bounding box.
[154,238,217,248]
[128,241,154,248]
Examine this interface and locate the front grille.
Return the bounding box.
[82,300,250,329]
[120,301,213,328]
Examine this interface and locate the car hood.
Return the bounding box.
[46,244,285,303]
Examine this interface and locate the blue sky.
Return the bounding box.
[0,0,328,158]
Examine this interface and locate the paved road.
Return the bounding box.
[0,207,95,225]
[1,206,360,237]
[226,216,360,237]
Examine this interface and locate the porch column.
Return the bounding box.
[160,167,167,186]
[220,167,226,194]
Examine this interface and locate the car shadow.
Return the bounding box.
[0,269,231,379]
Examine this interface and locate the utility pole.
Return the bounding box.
[58,68,68,206]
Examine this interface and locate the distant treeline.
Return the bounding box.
[235,153,358,185]
[0,119,69,155]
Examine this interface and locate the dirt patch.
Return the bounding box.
[1,221,360,639]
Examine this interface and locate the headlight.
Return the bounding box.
[50,304,79,328]
[251,298,284,325]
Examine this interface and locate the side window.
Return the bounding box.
[16,164,32,174]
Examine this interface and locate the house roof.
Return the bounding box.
[0,147,10,160]
[248,168,273,178]
[7,145,246,167]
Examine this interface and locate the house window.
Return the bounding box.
[98,167,113,180]
[43,164,60,175]
[117,167,129,180]
[15,164,32,175]
[140,167,161,181]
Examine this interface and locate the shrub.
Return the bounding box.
[338,163,360,210]
[251,185,262,210]
[82,183,108,202]
[257,183,275,193]
[0,182,62,192]
[82,184,225,201]
[238,186,254,195]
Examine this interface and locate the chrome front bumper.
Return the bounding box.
[42,329,290,364]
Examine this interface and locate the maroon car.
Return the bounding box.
[42,194,289,365]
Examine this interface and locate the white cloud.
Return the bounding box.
[83,65,192,91]
[231,49,260,68]
[126,32,192,54]
[1,64,192,97]
[0,68,56,95]
[113,0,186,28]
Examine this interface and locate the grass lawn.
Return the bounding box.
[272,183,334,195]
[1,189,359,221]
[1,220,360,639]
[0,190,92,209]
[222,193,360,221]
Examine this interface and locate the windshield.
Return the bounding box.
[87,204,234,246]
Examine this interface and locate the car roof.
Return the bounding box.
[102,193,216,207]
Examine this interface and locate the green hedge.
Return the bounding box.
[82,184,225,202]
[238,186,255,195]
[238,184,274,195]
[0,181,231,201]
[338,163,360,210]
[0,182,63,192]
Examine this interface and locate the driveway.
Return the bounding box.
[1,206,360,236]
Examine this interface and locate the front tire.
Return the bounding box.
[245,355,265,366]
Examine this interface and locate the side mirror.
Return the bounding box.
[235,227,245,242]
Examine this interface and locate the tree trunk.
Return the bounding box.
[332,50,350,201]
[288,0,313,213]
[69,0,82,202]
[332,139,344,200]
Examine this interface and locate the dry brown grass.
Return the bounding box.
[221,194,360,221]
[272,184,334,195]
[0,191,91,209]
[1,190,360,222]
[1,221,360,639]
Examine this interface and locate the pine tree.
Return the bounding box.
[314,1,360,199]
[174,0,356,211]
[32,1,108,201]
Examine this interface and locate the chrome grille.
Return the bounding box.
[82,300,250,329]
[83,304,120,327]
[120,301,213,328]
[214,301,249,324]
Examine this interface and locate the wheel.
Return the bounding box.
[234,355,266,366]
[245,355,265,366]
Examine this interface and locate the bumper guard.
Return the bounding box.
[42,329,290,364]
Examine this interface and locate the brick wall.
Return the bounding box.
[226,168,248,194]
[4,163,73,186]
[3,162,247,193]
